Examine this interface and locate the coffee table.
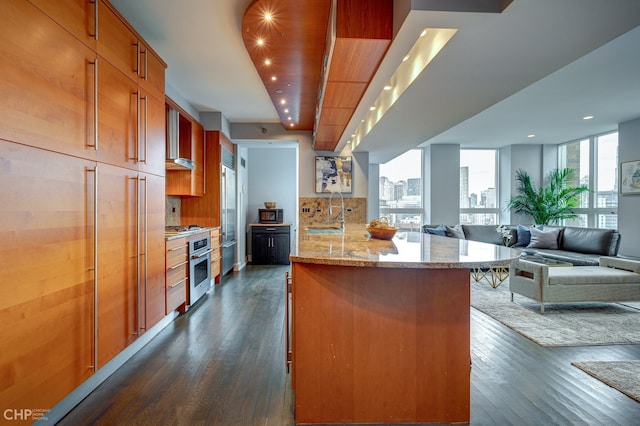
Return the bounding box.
[471,265,510,288]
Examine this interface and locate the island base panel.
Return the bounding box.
[292,263,470,424]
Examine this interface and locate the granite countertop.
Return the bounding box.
[165,226,219,241]
[291,223,521,269]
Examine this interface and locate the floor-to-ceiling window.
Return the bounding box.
[558,131,618,228]
[379,149,422,233]
[459,149,499,225]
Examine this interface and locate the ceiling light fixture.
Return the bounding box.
[402,55,410,62]
[383,84,392,91]
[284,108,289,113]
[264,13,273,21]
[271,76,277,81]
[583,115,594,120]
[527,134,535,138]
[288,116,292,120]
[264,59,271,65]
[369,106,376,111]
[257,38,265,46]
[280,99,286,105]
[420,29,427,37]
[289,123,294,127]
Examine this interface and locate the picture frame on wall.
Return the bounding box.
[620,160,640,195]
[315,156,352,193]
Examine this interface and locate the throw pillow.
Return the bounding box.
[445,224,466,239]
[425,224,447,236]
[515,224,543,247]
[527,227,560,249]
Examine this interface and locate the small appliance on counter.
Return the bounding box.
[259,208,283,224]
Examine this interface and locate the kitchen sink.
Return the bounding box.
[305,225,343,234]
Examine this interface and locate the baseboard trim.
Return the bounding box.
[36,311,179,424]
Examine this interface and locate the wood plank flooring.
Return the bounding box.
[58,265,640,425]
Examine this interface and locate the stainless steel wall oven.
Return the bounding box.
[188,234,212,305]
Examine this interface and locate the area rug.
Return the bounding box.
[572,361,640,403]
[470,276,640,346]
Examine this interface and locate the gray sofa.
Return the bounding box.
[422,224,621,266]
[510,256,640,313]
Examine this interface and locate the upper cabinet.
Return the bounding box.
[166,107,205,196]
[96,0,139,84]
[0,1,97,160]
[29,0,98,49]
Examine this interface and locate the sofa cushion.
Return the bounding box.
[548,266,640,285]
[560,227,615,256]
[425,224,446,236]
[445,225,466,239]
[528,227,561,249]
[461,224,513,245]
[515,224,543,247]
[533,249,601,266]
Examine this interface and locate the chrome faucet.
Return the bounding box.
[329,190,345,230]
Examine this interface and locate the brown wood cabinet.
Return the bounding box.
[0,141,96,411]
[29,0,98,49]
[166,114,205,196]
[210,228,222,283]
[0,0,167,413]
[180,131,226,226]
[0,0,97,160]
[166,237,188,313]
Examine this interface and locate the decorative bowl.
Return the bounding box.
[264,202,277,209]
[366,225,397,240]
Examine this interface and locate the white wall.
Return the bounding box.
[618,117,640,257]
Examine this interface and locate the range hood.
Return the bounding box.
[165,108,194,170]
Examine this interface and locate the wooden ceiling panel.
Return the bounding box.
[242,0,331,131]
[318,107,355,126]
[323,82,368,108]
[328,38,391,83]
[242,0,392,150]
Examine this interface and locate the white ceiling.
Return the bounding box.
[110,0,640,164]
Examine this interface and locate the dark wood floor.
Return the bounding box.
[58,265,640,425]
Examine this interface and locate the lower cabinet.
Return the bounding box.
[97,166,166,367]
[252,225,291,265]
[0,141,95,412]
[210,228,222,283]
[166,237,188,313]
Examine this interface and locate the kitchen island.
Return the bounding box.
[289,224,520,424]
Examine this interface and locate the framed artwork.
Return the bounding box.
[620,160,640,195]
[315,156,352,193]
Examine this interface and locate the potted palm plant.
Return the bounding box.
[506,168,590,225]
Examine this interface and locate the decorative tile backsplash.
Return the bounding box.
[299,197,366,227]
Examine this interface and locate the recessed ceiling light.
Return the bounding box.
[527,134,535,138]
[280,99,286,105]
[289,123,294,127]
[271,76,277,81]
[369,106,376,111]
[264,13,273,21]
[257,38,265,46]
[383,84,392,91]
[420,29,427,37]
[402,55,410,62]
[264,59,271,65]
[284,108,289,113]
[583,115,594,120]
[288,116,292,121]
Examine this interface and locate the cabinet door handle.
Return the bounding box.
[89,58,98,150]
[140,95,147,164]
[285,271,292,373]
[134,41,140,74]
[168,260,188,270]
[87,166,98,371]
[168,244,187,251]
[169,277,187,289]
[90,0,98,40]
[141,48,148,80]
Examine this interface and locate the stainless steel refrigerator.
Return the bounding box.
[221,149,237,275]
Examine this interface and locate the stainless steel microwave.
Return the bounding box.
[259,209,283,224]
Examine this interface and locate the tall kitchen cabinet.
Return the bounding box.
[0,0,167,414]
